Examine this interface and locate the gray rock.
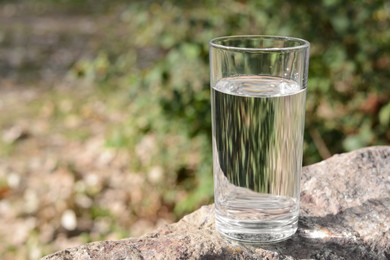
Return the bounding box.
[42,146,390,260]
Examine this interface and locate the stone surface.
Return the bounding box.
[42,146,390,260]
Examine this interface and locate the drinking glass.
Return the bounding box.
[209,35,310,243]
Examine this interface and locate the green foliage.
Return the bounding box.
[73,0,390,216]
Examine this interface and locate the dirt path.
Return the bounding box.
[0,2,105,83]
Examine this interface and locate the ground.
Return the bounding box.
[0,2,173,259]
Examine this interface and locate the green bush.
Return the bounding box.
[73,0,390,216]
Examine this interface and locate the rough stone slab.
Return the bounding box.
[42,146,390,260]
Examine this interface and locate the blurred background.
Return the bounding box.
[0,0,389,258]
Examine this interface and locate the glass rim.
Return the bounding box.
[209,35,310,52]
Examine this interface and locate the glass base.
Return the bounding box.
[215,215,298,244]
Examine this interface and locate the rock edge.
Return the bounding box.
[43,146,390,260]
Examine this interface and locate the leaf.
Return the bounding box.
[343,135,364,151]
[379,102,390,127]
[343,120,374,151]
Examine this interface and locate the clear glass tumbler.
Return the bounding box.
[209,35,310,243]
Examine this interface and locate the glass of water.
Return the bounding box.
[209,35,310,243]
